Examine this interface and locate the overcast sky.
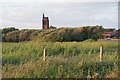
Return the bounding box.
[0,0,119,29]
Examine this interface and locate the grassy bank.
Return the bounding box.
[2,41,118,78]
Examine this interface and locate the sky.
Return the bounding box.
[0,0,119,29]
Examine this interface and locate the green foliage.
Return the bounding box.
[2,41,118,78]
[83,39,95,42]
[5,31,20,42]
[38,26,104,42]
[2,27,19,34]
[2,26,104,42]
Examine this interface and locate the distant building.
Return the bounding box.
[102,32,115,38]
[42,14,49,29]
[102,28,120,39]
[110,29,120,39]
[42,14,57,29]
[49,25,57,29]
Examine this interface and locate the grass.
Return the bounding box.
[2,41,118,78]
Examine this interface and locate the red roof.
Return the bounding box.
[102,34,111,37]
[102,32,115,37]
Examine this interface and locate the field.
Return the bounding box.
[2,41,118,78]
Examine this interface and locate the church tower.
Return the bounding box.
[42,13,49,29]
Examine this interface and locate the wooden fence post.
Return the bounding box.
[43,48,47,61]
[100,46,103,62]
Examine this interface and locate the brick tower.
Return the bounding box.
[42,13,49,29]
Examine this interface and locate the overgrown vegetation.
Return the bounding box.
[1,25,105,42]
[2,41,118,78]
[1,26,118,78]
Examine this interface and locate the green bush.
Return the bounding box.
[2,26,104,42]
[83,39,95,42]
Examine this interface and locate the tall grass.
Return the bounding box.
[2,41,118,65]
[2,41,118,78]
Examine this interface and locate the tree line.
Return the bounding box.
[1,26,105,42]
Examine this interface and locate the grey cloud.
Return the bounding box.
[0,2,118,29]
